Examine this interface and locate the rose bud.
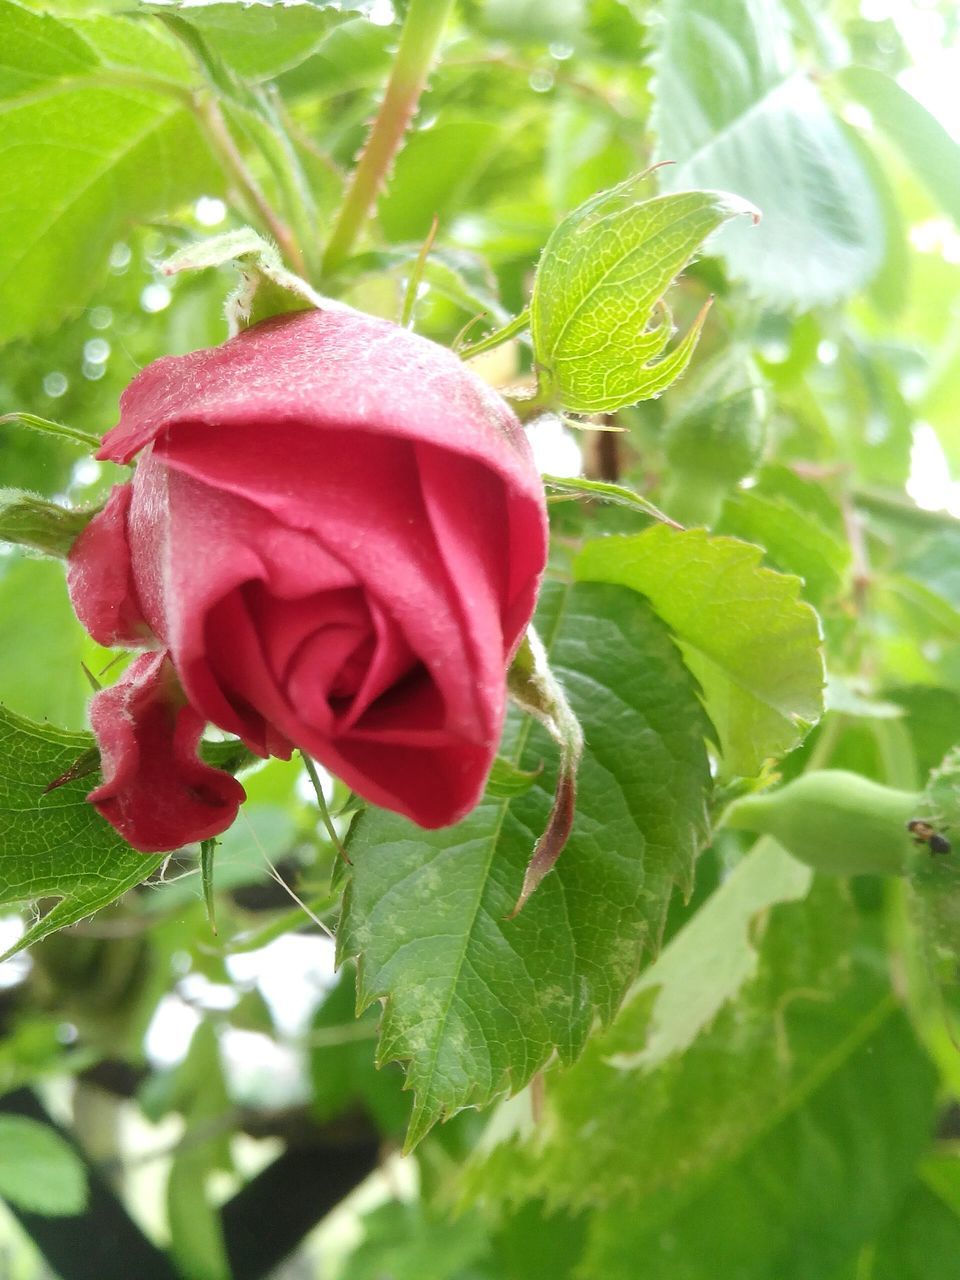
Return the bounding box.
[67,308,548,853]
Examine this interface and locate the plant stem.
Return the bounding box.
[458,308,530,359]
[192,92,307,278]
[320,0,456,278]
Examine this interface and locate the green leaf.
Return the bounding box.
[468,879,936,1280]
[717,489,852,608]
[484,755,542,800]
[0,703,163,959]
[342,1201,492,1280]
[0,556,106,728]
[652,0,885,306]
[378,118,503,244]
[838,66,960,227]
[338,580,713,1147]
[0,1116,88,1216]
[166,1022,232,1280]
[146,2,347,82]
[309,966,409,1134]
[481,0,585,44]
[576,526,825,776]
[530,180,757,412]
[0,1,96,99]
[0,3,222,342]
[870,1178,960,1280]
[578,1005,934,1280]
[0,489,92,557]
[610,838,812,1071]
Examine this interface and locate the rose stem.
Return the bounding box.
[319,0,456,279]
[192,92,308,279]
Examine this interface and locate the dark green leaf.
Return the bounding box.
[338,580,713,1147]
[0,704,163,959]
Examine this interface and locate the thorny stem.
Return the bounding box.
[192,92,307,278]
[320,0,456,278]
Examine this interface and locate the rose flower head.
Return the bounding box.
[67,308,548,852]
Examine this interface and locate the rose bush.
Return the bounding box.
[67,307,548,852]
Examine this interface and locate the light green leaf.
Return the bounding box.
[146,2,346,82]
[0,704,163,959]
[481,0,585,44]
[343,1201,492,1280]
[0,0,96,99]
[576,526,825,777]
[0,1116,88,1216]
[0,556,105,728]
[838,66,960,227]
[339,580,713,1147]
[717,489,852,608]
[530,180,757,412]
[378,118,503,244]
[610,838,811,1071]
[0,3,221,342]
[652,0,884,306]
[484,755,542,800]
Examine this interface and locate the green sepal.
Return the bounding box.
[163,227,347,336]
[0,490,95,558]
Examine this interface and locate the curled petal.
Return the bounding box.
[67,484,152,647]
[88,651,245,853]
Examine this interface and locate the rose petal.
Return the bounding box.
[88,651,245,853]
[67,484,151,647]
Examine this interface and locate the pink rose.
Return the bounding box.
[67,309,548,853]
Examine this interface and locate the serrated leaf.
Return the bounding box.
[0,2,221,342]
[0,704,163,958]
[338,580,713,1147]
[0,1116,88,1216]
[576,526,825,776]
[652,0,884,306]
[717,489,851,608]
[467,879,936,1280]
[530,181,757,412]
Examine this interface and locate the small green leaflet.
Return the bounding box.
[338,580,713,1148]
[0,1116,88,1216]
[576,526,824,777]
[0,704,163,959]
[530,178,758,413]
